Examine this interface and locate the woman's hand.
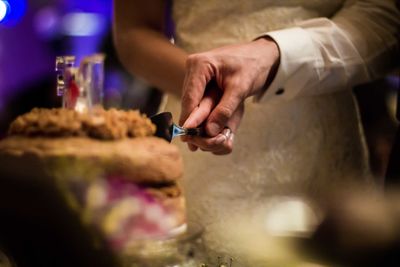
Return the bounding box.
[179,37,280,154]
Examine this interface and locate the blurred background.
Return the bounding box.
[0,0,163,138]
[0,1,399,266]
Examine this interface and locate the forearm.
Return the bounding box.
[113,0,188,97]
[113,27,187,97]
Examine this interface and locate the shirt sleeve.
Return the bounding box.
[256,0,400,103]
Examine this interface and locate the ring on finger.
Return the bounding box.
[222,127,233,139]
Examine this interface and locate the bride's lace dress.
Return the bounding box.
[166,0,374,264]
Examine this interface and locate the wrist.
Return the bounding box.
[254,36,280,64]
[252,36,280,93]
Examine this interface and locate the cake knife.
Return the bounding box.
[150,112,205,142]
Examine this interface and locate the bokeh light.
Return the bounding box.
[33,6,60,39]
[62,12,106,36]
[0,1,8,22]
[0,0,27,26]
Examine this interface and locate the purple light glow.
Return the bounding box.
[0,8,55,99]
[33,6,60,39]
[0,0,113,124]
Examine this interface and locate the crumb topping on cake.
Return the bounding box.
[8,108,156,140]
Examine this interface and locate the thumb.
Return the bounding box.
[206,87,243,136]
[183,86,221,128]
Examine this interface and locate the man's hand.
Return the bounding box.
[182,87,244,155]
[180,37,280,154]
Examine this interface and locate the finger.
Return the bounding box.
[186,127,233,153]
[187,143,198,151]
[186,102,243,155]
[180,65,206,125]
[212,133,235,155]
[211,104,243,155]
[185,134,227,151]
[183,85,221,129]
[180,54,216,126]
[206,81,244,136]
[180,86,221,143]
[224,102,245,133]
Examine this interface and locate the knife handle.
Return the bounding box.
[185,127,206,137]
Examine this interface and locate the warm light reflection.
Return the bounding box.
[263,197,319,237]
[206,196,324,266]
[75,100,88,113]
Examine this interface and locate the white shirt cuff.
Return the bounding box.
[255,27,320,103]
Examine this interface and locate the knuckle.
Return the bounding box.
[226,78,241,89]
[216,105,233,122]
[187,53,208,66]
[186,54,197,65]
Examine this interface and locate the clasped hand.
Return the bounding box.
[179,37,280,155]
